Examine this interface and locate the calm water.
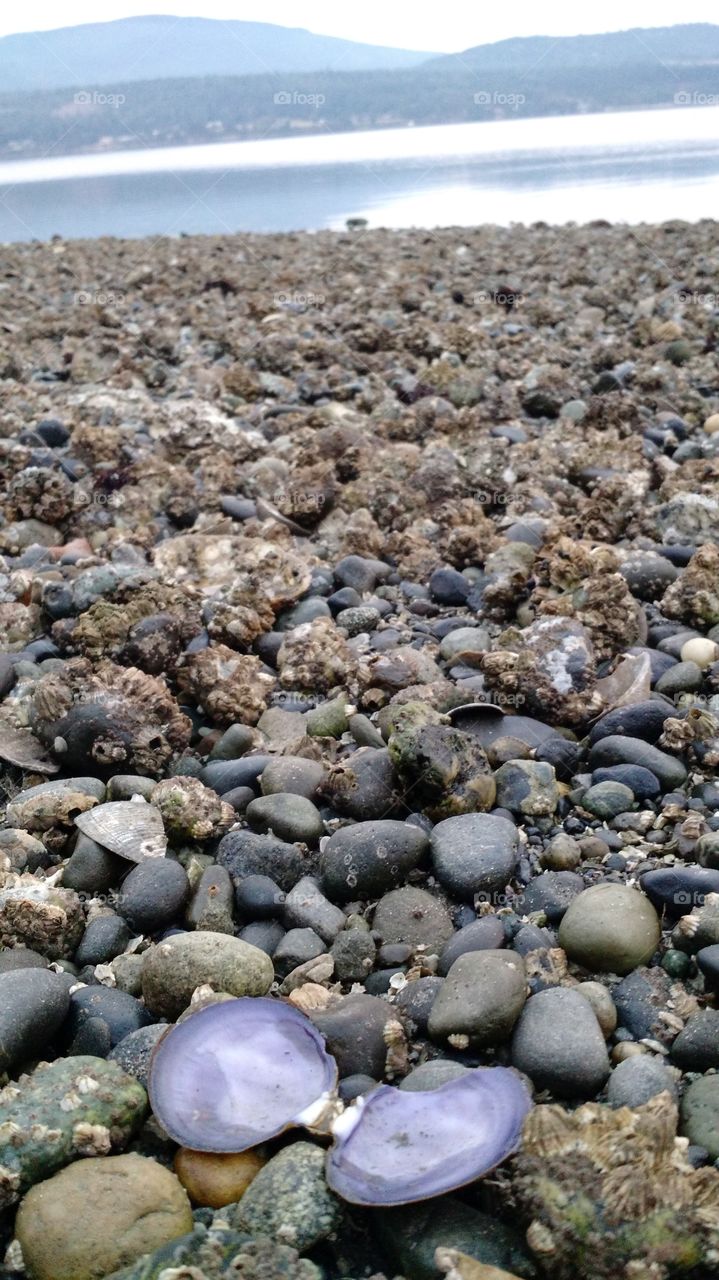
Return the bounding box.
[1,104,718,240]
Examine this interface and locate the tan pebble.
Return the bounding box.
[703,413,719,435]
[611,1042,646,1064]
[680,637,719,668]
[576,981,617,1037]
[174,1147,266,1208]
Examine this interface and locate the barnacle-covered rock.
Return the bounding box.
[661,543,719,627]
[31,658,192,776]
[0,600,42,652]
[529,539,644,660]
[206,592,275,649]
[57,582,202,670]
[105,1226,322,1280]
[277,619,357,694]
[153,532,313,606]
[0,878,84,958]
[5,780,100,845]
[482,617,602,729]
[5,466,75,523]
[388,722,496,819]
[150,776,235,841]
[0,1055,146,1209]
[514,1093,719,1280]
[178,646,276,725]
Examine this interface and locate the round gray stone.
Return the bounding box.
[428,950,527,1047]
[430,813,519,902]
[606,1055,677,1108]
[320,819,428,902]
[511,986,610,1097]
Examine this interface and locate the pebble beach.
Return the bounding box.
[1,220,719,1280]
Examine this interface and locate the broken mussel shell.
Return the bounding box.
[0,723,60,774]
[74,798,167,862]
[148,999,532,1205]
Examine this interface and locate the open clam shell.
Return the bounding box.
[326,1067,532,1206]
[0,724,60,774]
[149,998,338,1152]
[148,999,531,1205]
[74,798,167,861]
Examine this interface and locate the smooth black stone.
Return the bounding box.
[36,417,69,446]
[592,764,661,801]
[200,755,271,794]
[220,496,257,521]
[534,736,582,781]
[588,701,674,746]
[518,871,584,923]
[235,874,285,920]
[393,976,444,1035]
[437,916,506,976]
[612,968,672,1041]
[320,819,428,902]
[365,968,404,994]
[21,638,60,661]
[116,858,190,934]
[671,1009,719,1070]
[327,587,362,614]
[641,866,719,916]
[588,736,686,790]
[310,994,393,1078]
[338,1074,378,1102]
[0,968,71,1073]
[0,653,17,697]
[220,786,255,813]
[75,915,131,967]
[429,566,470,605]
[64,986,152,1053]
[512,923,556,955]
[238,921,286,955]
[273,927,325,978]
[62,835,126,895]
[218,829,305,893]
[334,555,390,594]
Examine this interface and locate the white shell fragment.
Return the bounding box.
[74,800,167,861]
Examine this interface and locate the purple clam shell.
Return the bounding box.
[149,997,337,1152]
[326,1066,532,1206]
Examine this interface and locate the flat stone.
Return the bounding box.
[588,736,687,791]
[246,793,324,845]
[372,886,454,954]
[283,876,346,944]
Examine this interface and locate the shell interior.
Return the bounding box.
[325,1066,532,1206]
[149,998,337,1152]
[74,799,167,861]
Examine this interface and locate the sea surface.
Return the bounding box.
[0,104,718,241]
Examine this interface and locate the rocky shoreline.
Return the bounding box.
[1,221,719,1280]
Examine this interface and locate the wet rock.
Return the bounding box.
[437,915,506,975]
[75,914,131,966]
[108,1024,168,1089]
[372,886,454,954]
[141,931,274,1017]
[671,1010,719,1070]
[283,876,346,943]
[430,813,519,902]
[0,968,71,1073]
[587,736,687,790]
[116,858,190,934]
[246,793,324,845]
[494,761,559,817]
[320,819,428,902]
[558,884,660,975]
[15,1153,193,1280]
[606,1055,677,1108]
[511,987,610,1097]
[232,1142,342,1251]
[428,951,527,1046]
[310,993,395,1078]
[217,829,305,893]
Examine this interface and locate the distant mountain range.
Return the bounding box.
[0,21,718,160]
[0,16,435,91]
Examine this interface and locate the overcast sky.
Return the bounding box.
[2,0,718,51]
